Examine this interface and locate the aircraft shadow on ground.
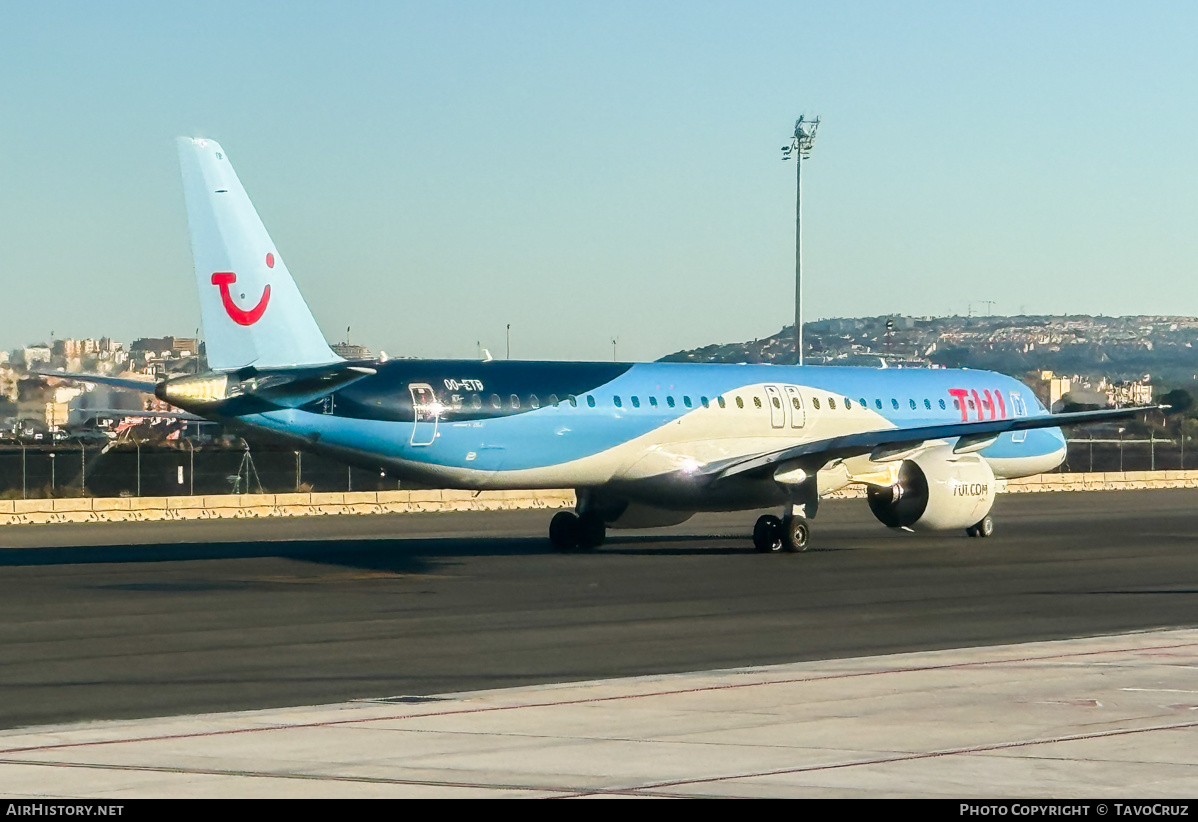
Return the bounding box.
[0,532,774,573]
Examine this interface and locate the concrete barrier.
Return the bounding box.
[0,489,576,526]
[3,472,1197,526]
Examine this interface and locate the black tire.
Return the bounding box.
[549,511,580,551]
[753,515,784,553]
[576,513,606,550]
[783,515,811,553]
[965,524,979,538]
[976,515,994,538]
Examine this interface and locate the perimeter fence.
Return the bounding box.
[0,440,409,499]
[0,436,1187,499]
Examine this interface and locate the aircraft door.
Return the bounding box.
[784,385,805,428]
[409,383,440,446]
[1010,391,1027,443]
[764,385,785,429]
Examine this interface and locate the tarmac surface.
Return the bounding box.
[4,629,1197,797]
[2,489,1197,734]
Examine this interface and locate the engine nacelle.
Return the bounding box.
[867,446,996,531]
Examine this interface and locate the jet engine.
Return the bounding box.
[866,446,996,531]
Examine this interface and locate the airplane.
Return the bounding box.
[57,137,1152,553]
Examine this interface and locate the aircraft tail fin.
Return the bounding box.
[176,137,341,372]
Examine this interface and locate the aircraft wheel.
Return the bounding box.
[783,515,811,553]
[975,515,994,538]
[549,511,580,552]
[576,513,606,550]
[753,515,784,553]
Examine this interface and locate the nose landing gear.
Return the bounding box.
[965,515,995,538]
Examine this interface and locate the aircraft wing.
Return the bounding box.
[713,405,1158,480]
[34,371,160,394]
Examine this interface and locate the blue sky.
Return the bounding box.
[2,2,1196,361]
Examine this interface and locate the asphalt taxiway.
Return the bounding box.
[2,489,1197,733]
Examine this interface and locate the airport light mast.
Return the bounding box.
[781,115,820,365]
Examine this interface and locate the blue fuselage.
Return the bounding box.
[193,360,1065,512]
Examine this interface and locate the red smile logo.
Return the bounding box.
[211,272,271,326]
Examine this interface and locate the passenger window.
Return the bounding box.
[510,394,521,410]
[859,398,866,408]
[909,399,917,410]
[939,399,946,410]
[586,395,595,408]
[753,397,762,408]
[649,397,658,407]
[828,397,836,410]
[549,394,559,407]
[792,397,800,410]
[953,399,960,410]
[631,396,640,408]
[771,396,781,408]
[717,397,726,409]
[891,399,899,410]
[530,395,540,409]
[967,399,975,410]
[845,398,853,409]
[490,394,501,410]
[924,399,931,410]
[471,394,482,410]
[568,395,578,407]
[812,397,821,410]
[875,399,883,410]
[614,396,623,408]
[683,396,692,407]
[667,396,676,407]
[736,397,744,409]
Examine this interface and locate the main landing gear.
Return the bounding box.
[549,510,606,552]
[753,513,810,553]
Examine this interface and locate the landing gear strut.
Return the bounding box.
[549,510,606,552]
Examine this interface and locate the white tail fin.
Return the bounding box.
[177,137,341,371]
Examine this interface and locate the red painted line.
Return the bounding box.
[0,757,575,795]
[575,717,1198,797]
[2,638,1195,756]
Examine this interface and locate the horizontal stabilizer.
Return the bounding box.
[83,409,205,421]
[34,371,160,394]
[242,365,377,409]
